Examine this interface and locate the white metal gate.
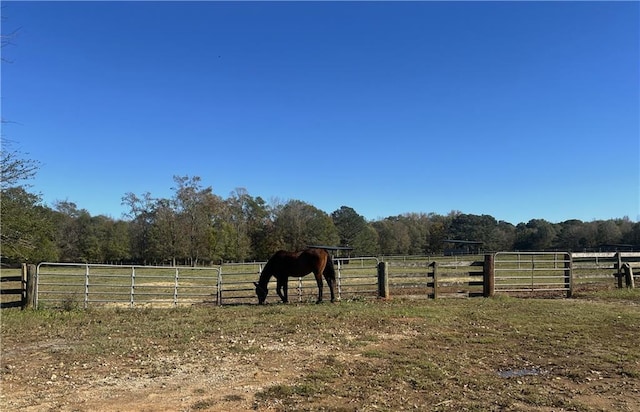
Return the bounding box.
[36,263,221,308]
[494,252,572,297]
[35,258,381,308]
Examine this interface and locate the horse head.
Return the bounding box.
[254,282,268,304]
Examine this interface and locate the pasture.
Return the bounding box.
[2,289,639,411]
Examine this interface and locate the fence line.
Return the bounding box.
[12,252,638,309]
[34,257,382,308]
[36,263,220,308]
[383,255,491,299]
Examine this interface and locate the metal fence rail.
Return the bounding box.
[214,257,380,304]
[494,252,572,297]
[335,257,379,299]
[36,258,381,308]
[25,252,636,308]
[36,263,220,308]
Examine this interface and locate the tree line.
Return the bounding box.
[2,173,639,266]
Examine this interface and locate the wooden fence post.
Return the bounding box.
[565,253,573,298]
[616,252,623,288]
[24,264,37,309]
[21,263,27,306]
[432,261,439,299]
[377,261,389,299]
[483,254,494,297]
[623,263,636,289]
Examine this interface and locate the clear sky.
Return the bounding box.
[2,1,639,224]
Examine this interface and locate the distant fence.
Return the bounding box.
[3,252,638,309]
[572,252,640,289]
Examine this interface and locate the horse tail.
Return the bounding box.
[323,251,336,280]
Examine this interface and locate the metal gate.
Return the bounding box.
[36,263,221,308]
[35,259,380,308]
[494,252,572,297]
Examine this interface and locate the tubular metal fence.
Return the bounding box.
[28,252,638,308]
[36,263,221,308]
[35,257,380,308]
[494,252,572,297]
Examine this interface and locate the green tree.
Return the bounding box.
[103,219,131,263]
[492,220,517,251]
[425,213,450,254]
[52,200,83,261]
[148,198,181,265]
[622,221,640,247]
[332,206,365,245]
[228,190,274,261]
[352,224,379,256]
[330,206,379,256]
[595,220,622,246]
[554,219,598,251]
[447,214,497,245]
[514,219,557,251]
[1,187,57,263]
[224,188,262,262]
[400,213,431,255]
[75,211,102,262]
[372,217,411,255]
[273,200,339,251]
[122,191,156,264]
[0,127,53,262]
[172,175,224,265]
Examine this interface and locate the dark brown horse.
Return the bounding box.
[254,248,337,304]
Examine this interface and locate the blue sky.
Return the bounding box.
[2,1,638,224]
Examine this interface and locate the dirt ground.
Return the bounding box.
[2,296,639,411]
[1,333,336,411]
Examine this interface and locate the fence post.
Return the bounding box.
[483,254,494,298]
[432,261,439,299]
[565,253,573,298]
[217,267,223,306]
[21,263,27,307]
[616,252,623,288]
[24,264,37,309]
[377,261,389,299]
[623,263,635,289]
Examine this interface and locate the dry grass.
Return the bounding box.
[1,289,639,411]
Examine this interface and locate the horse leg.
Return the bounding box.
[276,277,288,303]
[282,279,289,303]
[326,276,337,303]
[314,272,324,304]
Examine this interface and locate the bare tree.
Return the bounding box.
[1,137,40,189]
[1,18,38,188]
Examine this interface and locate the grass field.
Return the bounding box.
[2,288,639,411]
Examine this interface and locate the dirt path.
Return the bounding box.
[2,337,337,411]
